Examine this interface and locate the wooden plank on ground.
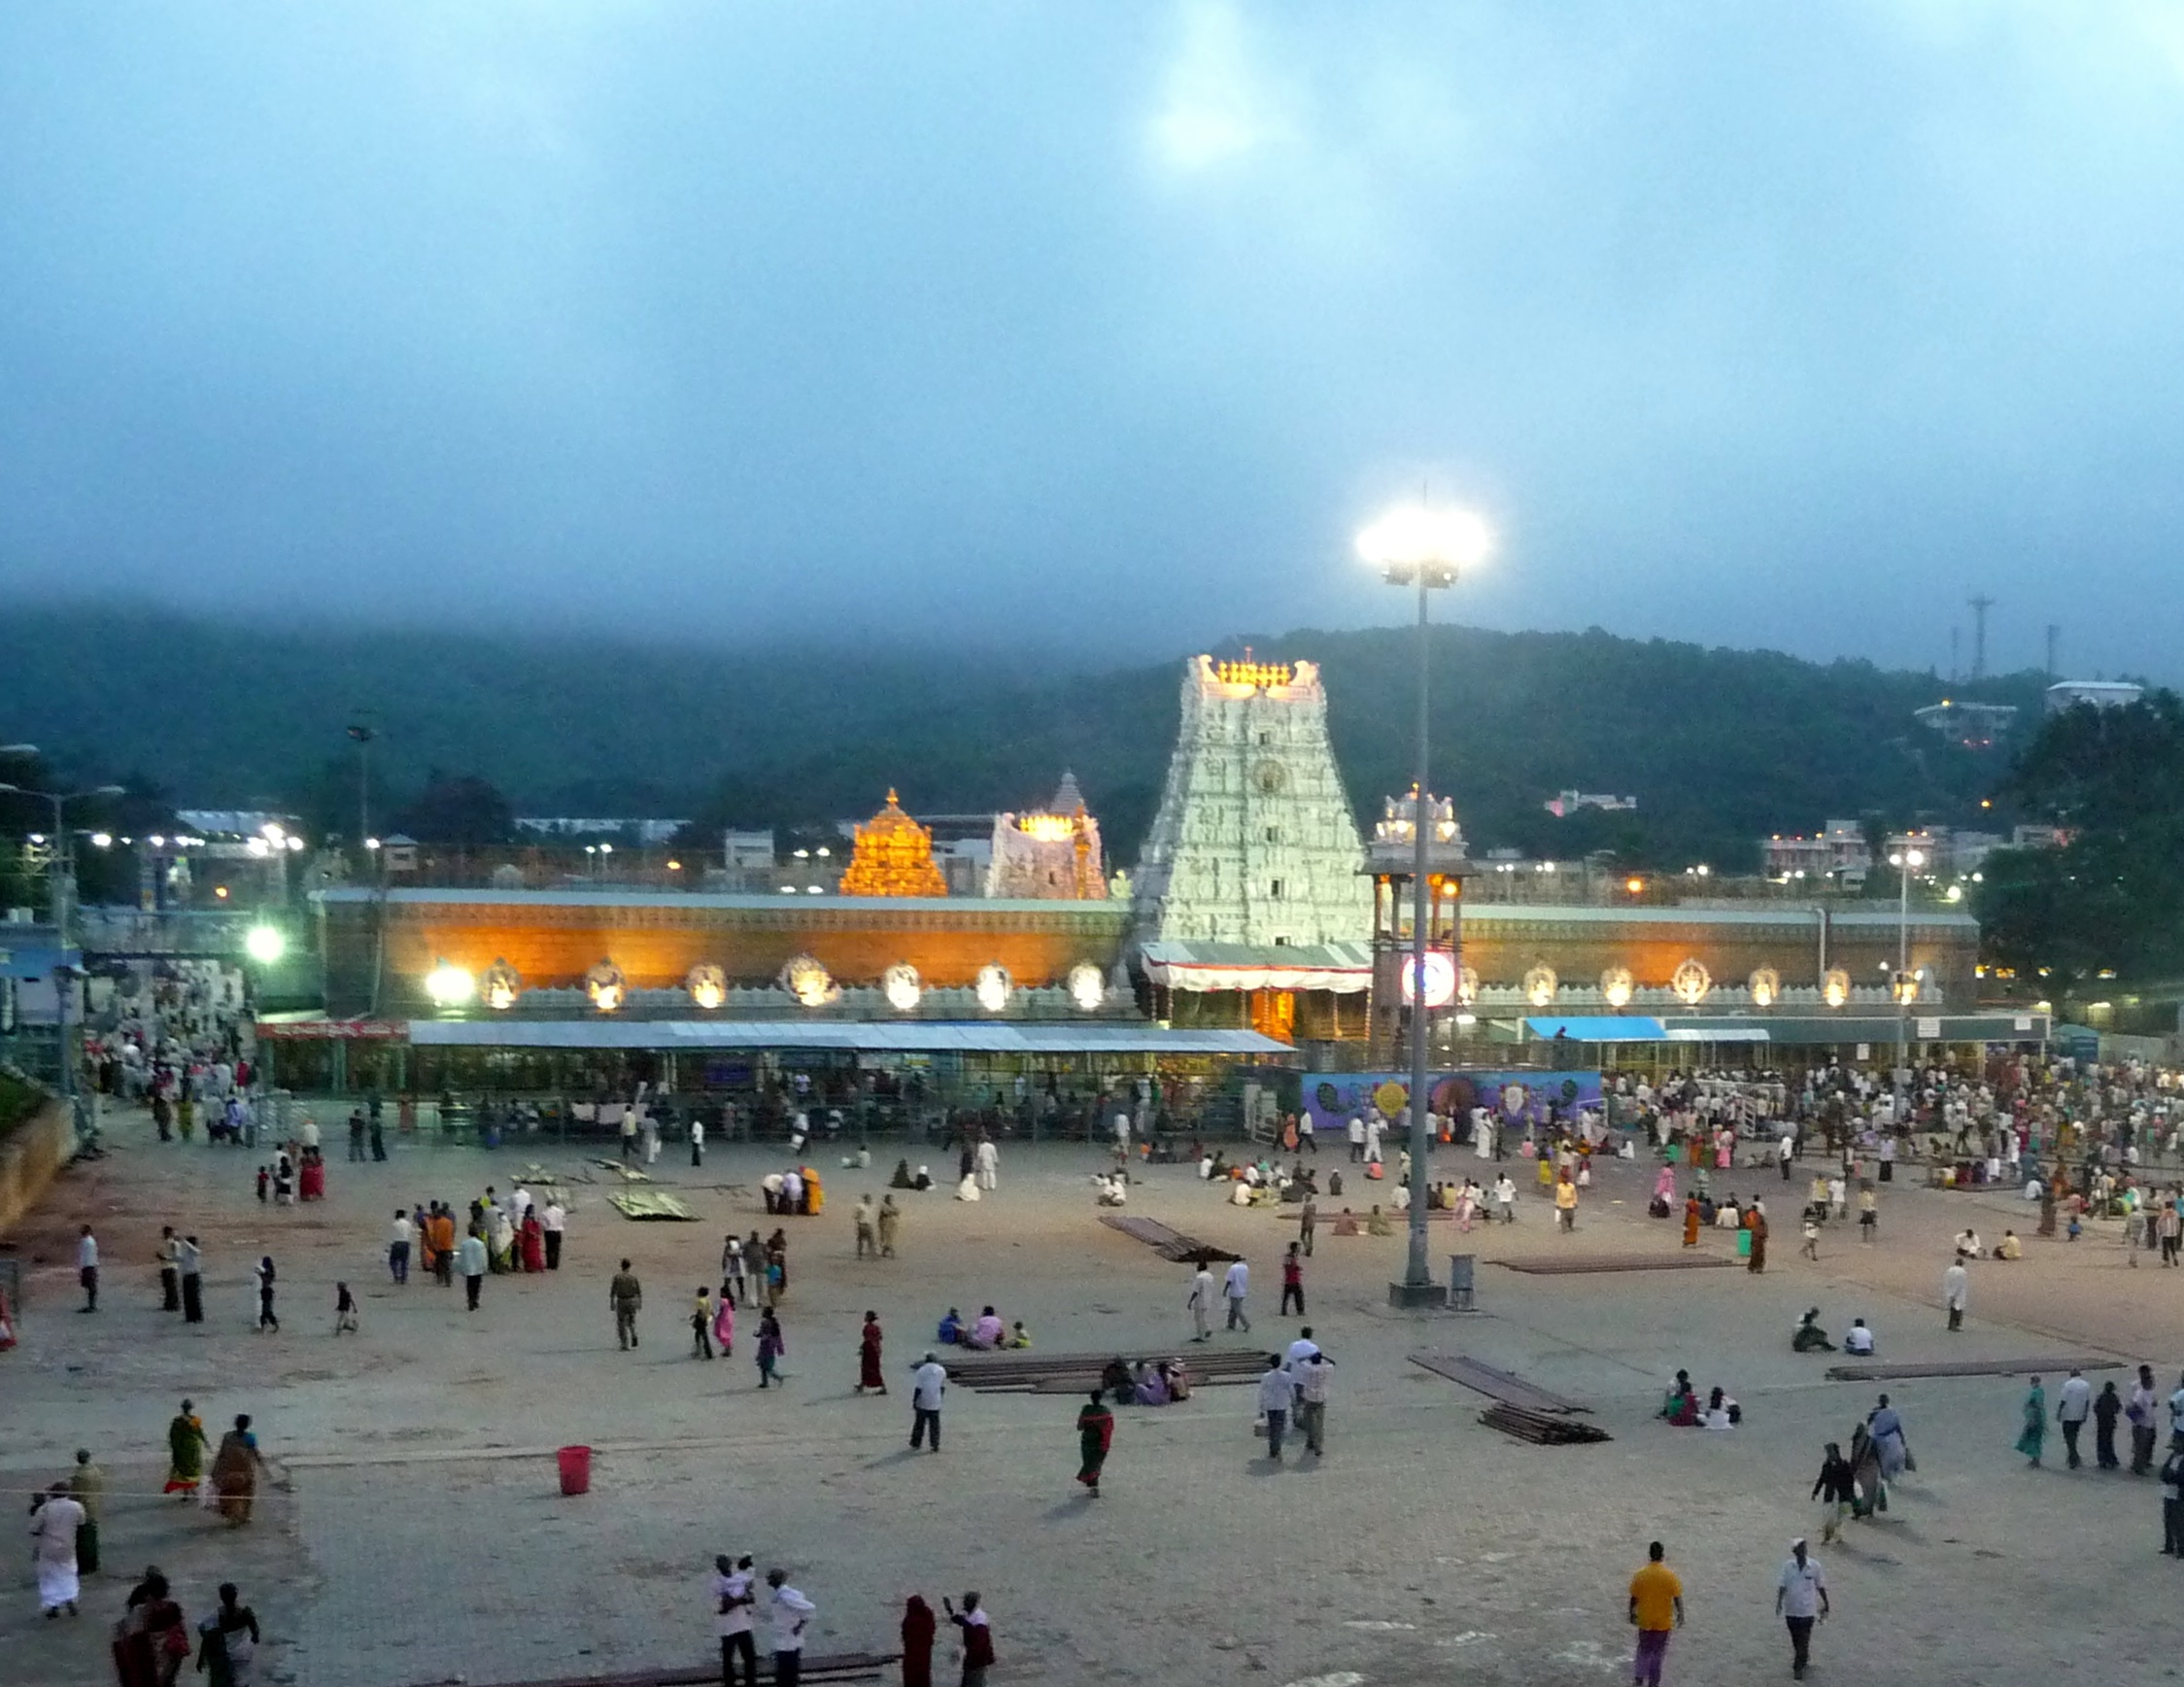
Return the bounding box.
[1494,1254,1735,1275]
[1824,1357,2126,1383]
[423,1650,897,1687]
[1481,1402,1613,1445]
[1097,1214,1241,1262]
[1408,1352,1588,1414]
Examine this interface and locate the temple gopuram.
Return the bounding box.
[837,790,949,898]
[986,771,1108,900]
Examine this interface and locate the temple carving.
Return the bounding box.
[838,790,949,898]
[986,771,1108,900]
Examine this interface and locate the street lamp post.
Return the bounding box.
[1888,843,1928,1075]
[1358,504,1490,1305]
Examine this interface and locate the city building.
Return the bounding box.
[1912,699,2017,749]
[1760,820,1873,884]
[1542,789,1638,817]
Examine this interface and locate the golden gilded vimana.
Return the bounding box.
[836,789,949,897]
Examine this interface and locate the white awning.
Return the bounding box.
[1139,941,1374,994]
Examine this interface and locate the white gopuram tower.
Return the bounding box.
[1133,655,1373,1037]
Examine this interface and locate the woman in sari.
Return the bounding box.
[1075,1390,1113,1495]
[2016,1376,2047,1466]
[858,1311,886,1394]
[164,1401,208,1498]
[1745,1203,1768,1273]
[899,1595,938,1687]
[1867,1394,1910,1479]
[111,1570,188,1687]
[1682,1194,1702,1248]
[490,1206,516,1273]
[712,1284,735,1358]
[194,1582,259,1687]
[210,1415,266,1528]
[518,1211,546,1274]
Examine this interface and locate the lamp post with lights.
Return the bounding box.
[1357,504,1490,1306]
[1888,842,1928,1073]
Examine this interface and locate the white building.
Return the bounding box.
[1761,820,1873,883]
[2045,679,2144,713]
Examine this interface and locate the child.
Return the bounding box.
[1800,1216,1821,1261]
[256,1165,270,1203]
[1007,1320,1033,1350]
[692,1287,715,1360]
[2066,1213,2083,1243]
[333,1281,358,1335]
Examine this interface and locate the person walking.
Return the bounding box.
[2017,1375,2048,1467]
[255,1256,280,1332]
[347,1108,367,1163]
[944,1594,995,1687]
[77,1225,99,1313]
[1075,1388,1113,1496]
[756,1309,787,1387]
[765,1569,815,1687]
[1256,1353,1292,1460]
[1299,1196,1316,1257]
[1280,1243,1305,1316]
[975,1136,999,1192]
[1773,1537,1828,1681]
[458,1228,488,1311]
[2130,1364,2161,1474]
[177,1231,206,1324]
[193,1581,260,1687]
[900,1596,937,1687]
[67,1448,103,1576]
[542,1197,565,1270]
[692,1287,716,1360]
[877,1194,901,1257]
[334,1281,358,1335]
[855,1196,878,1259]
[165,1400,209,1498]
[1223,1257,1251,1333]
[2095,1378,2124,1471]
[157,1226,182,1313]
[1294,1349,1333,1457]
[691,1114,705,1169]
[910,1351,947,1451]
[1626,1540,1684,1687]
[611,1258,643,1349]
[858,1311,887,1395]
[1812,1442,1855,1544]
[1943,1258,1968,1331]
[28,1482,85,1618]
[713,1554,758,1687]
[2058,1367,2093,1469]
[1554,1173,1579,1233]
[389,1209,413,1285]
[2165,1442,2184,1557]
[1186,1263,1215,1342]
[1858,1185,1877,1243]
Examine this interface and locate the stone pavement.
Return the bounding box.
[9,1109,2184,1686]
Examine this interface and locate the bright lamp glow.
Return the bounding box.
[1067,961,1107,1012]
[1399,951,1457,1009]
[1600,966,1634,1009]
[687,963,727,1011]
[882,963,922,1013]
[245,925,287,965]
[425,961,476,1008]
[974,964,1012,1013]
[1356,505,1491,581]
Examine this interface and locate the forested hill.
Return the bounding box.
[0,603,2047,871]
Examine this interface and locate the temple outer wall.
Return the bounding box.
[0,1098,75,1240]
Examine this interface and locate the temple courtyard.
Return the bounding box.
[9,1106,2184,1687]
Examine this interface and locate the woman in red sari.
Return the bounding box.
[899,1595,937,1687]
[519,1212,546,1274]
[858,1311,887,1394]
[1075,1390,1113,1496]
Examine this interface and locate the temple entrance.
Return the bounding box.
[1249,988,1296,1045]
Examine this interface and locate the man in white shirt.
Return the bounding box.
[713,1553,758,1686]
[1256,1355,1294,1459]
[910,1352,947,1452]
[1773,1538,1829,1680]
[457,1231,488,1311]
[1347,1113,1367,1162]
[1363,1114,1384,1166]
[1284,1327,1323,1368]
[2058,1368,2094,1468]
[77,1225,99,1313]
[1186,1265,1215,1342]
[1495,1174,1518,1222]
[766,1569,815,1685]
[542,1199,566,1270]
[1943,1260,1968,1331]
[1222,1257,1251,1333]
[388,1210,413,1285]
[1842,1319,1875,1356]
[1293,1350,1334,1456]
[29,1483,86,1616]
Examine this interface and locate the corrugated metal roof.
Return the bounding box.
[316,887,1122,916]
[404,1019,1293,1055]
[1524,1016,1667,1042]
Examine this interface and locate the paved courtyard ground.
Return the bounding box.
[10,1104,2184,1686]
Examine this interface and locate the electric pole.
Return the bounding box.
[1967,595,1996,681]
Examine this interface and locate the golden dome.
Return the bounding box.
[838,790,949,898]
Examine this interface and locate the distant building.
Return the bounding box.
[2045,679,2144,713]
[1761,820,1872,883]
[1543,789,1637,817]
[515,817,689,844]
[1913,699,2017,749]
[722,831,776,872]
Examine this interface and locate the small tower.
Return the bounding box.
[1364,788,1472,1063]
[837,791,949,898]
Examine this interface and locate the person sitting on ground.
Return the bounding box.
[937,1307,965,1346]
[890,1158,916,1189]
[1100,1356,1134,1403]
[968,1306,1006,1350]
[1163,1359,1192,1401]
[1956,1227,1983,1259]
[1331,1207,1361,1236]
[1715,1195,1743,1229]
[1660,1370,1700,1427]
[1703,1386,1740,1429]
[1843,1317,1876,1355]
[1231,1179,1254,1207]
[1996,1229,2023,1260]
[1367,1205,1393,1236]
[1792,1308,1835,1353]
[911,1165,934,1192]
[1006,1320,1033,1350]
[1133,1360,1171,1406]
[1197,1151,1216,1181]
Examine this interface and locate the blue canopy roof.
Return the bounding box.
[1523,1016,1667,1042]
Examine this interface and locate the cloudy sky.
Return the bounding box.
[3,3,2180,677]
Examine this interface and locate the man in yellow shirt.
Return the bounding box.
[1555,1175,1580,1233]
[1627,1539,1685,1686]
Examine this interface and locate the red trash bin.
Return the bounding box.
[557,1445,592,1496]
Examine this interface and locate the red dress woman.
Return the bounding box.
[519,1214,546,1274]
[858,1312,887,1394]
[900,1595,937,1687]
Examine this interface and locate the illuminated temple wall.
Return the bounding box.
[316,889,1130,1016]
